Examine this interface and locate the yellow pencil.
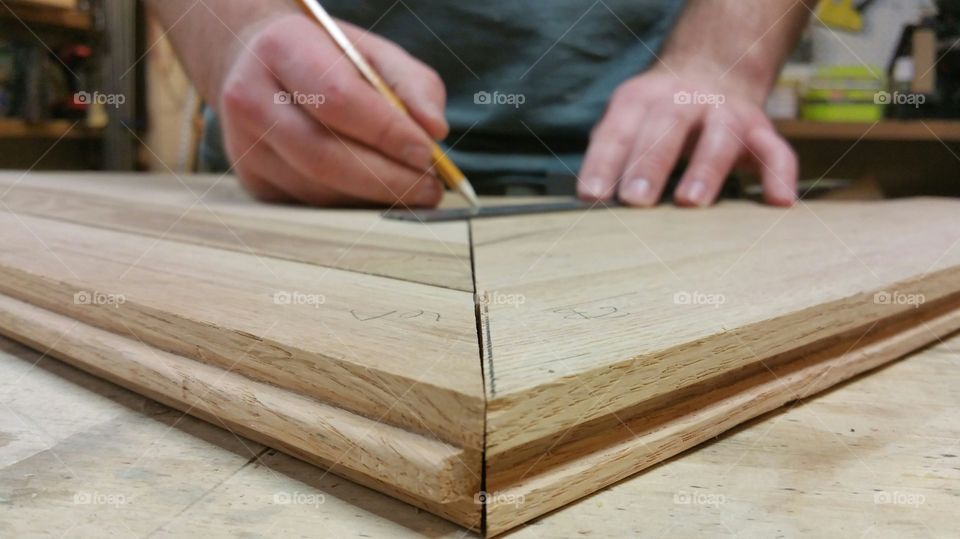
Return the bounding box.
[297,0,480,209]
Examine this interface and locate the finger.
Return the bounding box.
[266,103,443,207]
[618,113,691,207]
[578,103,646,201]
[349,24,449,140]
[259,17,437,172]
[746,127,798,206]
[674,118,744,207]
[237,146,366,207]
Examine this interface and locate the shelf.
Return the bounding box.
[0,2,92,31]
[0,118,102,139]
[775,119,960,143]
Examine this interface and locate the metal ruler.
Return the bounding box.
[383,199,620,223]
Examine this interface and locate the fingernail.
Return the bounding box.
[683,180,709,207]
[621,178,652,206]
[404,145,434,171]
[583,177,610,199]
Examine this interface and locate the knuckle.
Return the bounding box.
[252,25,287,59]
[691,163,725,182]
[221,80,265,122]
[220,83,247,111]
[594,122,635,150]
[633,153,674,178]
[373,112,402,149]
[320,73,352,105]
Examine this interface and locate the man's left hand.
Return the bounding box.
[578,66,798,207]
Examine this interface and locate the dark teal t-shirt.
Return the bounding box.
[202,1,687,193]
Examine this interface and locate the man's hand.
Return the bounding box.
[578,0,815,208]
[219,14,447,206]
[578,66,797,207]
[148,1,448,207]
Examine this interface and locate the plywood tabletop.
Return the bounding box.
[1,330,957,537]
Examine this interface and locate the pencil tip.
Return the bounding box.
[459,181,481,210]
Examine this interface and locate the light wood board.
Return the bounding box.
[473,198,960,533]
[0,172,474,291]
[2,330,958,537]
[0,172,959,535]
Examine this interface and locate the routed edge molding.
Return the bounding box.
[0,294,484,531]
[481,290,960,536]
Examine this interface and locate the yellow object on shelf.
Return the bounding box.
[801,65,886,123]
[816,0,864,32]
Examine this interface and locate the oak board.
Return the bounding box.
[0,171,958,535]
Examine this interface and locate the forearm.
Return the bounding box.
[658,0,816,102]
[146,0,298,108]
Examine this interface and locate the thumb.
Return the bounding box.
[345,24,449,141]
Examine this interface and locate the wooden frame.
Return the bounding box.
[0,172,958,535]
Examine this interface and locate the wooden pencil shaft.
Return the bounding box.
[297,0,475,205]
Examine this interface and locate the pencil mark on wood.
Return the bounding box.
[350,309,397,322]
[483,301,496,397]
[398,310,442,322]
[551,306,631,320]
[349,309,442,322]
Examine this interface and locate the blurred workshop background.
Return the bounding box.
[0,0,958,199]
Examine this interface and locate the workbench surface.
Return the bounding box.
[1,330,957,538]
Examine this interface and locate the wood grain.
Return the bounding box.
[0,172,474,291]
[485,291,960,535]
[0,210,485,448]
[0,293,481,526]
[2,173,960,536]
[472,198,960,533]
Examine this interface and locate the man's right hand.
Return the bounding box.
[216,14,447,206]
